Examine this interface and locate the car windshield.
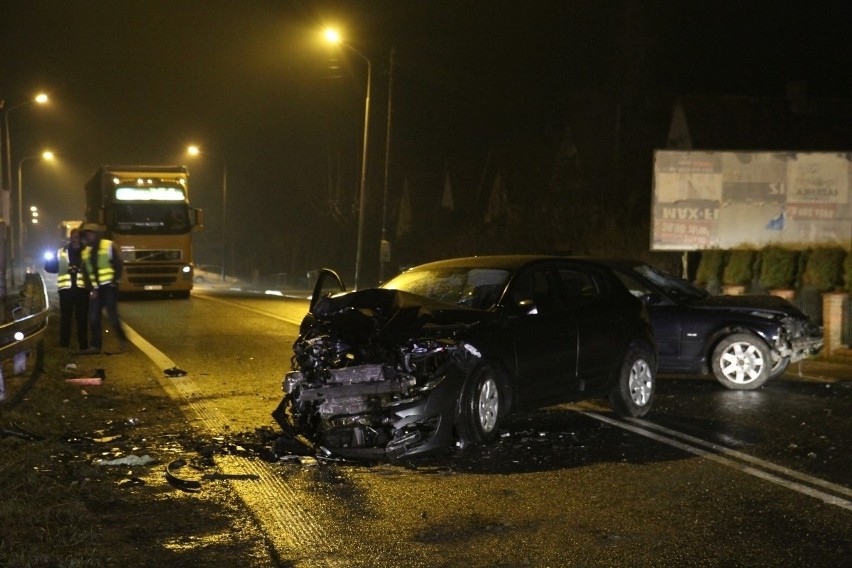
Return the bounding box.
[382,266,511,309]
[632,263,709,301]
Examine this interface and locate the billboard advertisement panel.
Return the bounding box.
[652,151,852,251]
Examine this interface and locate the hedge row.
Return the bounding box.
[695,247,852,292]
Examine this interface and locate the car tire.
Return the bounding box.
[608,343,655,418]
[456,364,504,446]
[711,333,772,390]
[769,356,791,380]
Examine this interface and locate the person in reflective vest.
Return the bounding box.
[44,227,89,350]
[79,223,129,354]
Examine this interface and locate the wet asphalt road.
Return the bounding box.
[118,288,852,567]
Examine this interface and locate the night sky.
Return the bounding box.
[1,1,850,284]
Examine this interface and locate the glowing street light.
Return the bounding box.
[2,92,49,195]
[1,92,49,287]
[324,28,371,290]
[187,144,227,281]
[17,150,55,274]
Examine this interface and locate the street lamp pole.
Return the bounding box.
[187,145,227,281]
[2,93,49,286]
[17,151,54,275]
[325,30,372,290]
[220,162,227,282]
[379,48,395,283]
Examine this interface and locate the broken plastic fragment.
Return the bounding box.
[97,454,156,466]
[0,423,44,441]
[164,366,188,377]
[65,377,104,385]
[165,458,202,492]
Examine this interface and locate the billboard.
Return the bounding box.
[652,151,852,251]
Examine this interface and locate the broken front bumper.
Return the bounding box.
[271,364,465,460]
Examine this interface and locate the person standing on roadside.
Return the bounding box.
[79,223,129,354]
[44,227,89,350]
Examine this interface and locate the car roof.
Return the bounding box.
[402,255,614,272]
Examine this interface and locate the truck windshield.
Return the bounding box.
[111,203,190,235]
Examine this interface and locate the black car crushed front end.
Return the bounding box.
[272,288,485,460]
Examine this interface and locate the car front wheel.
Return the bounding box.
[711,333,772,390]
[769,356,791,380]
[609,344,655,418]
[457,364,504,446]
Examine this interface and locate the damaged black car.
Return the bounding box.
[273,255,657,460]
[603,260,823,390]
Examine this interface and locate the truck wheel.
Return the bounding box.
[711,333,772,390]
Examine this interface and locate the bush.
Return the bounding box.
[759,246,798,290]
[722,250,756,286]
[801,247,847,292]
[695,250,725,287]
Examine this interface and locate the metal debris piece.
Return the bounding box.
[201,472,260,481]
[92,435,123,443]
[165,458,202,492]
[118,476,146,487]
[164,366,188,377]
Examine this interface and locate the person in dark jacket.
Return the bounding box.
[79,223,128,354]
[44,227,89,349]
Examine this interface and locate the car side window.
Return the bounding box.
[509,268,562,315]
[556,269,598,306]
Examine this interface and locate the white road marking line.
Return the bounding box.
[192,293,306,326]
[121,319,336,558]
[581,410,852,511]
[626,416,852,499]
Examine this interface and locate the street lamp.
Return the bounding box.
[1,92,49,287]
[187,145,227,281]
[2,93,49,195]
[17,150,54,275]
[325,28,371,290]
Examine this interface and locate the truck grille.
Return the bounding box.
[126,265,180,286]
[120,249,183,262]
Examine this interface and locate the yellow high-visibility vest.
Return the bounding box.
[82,239,117,286]
[56,248,73,290]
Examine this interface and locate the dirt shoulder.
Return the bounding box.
[0,302,276,568]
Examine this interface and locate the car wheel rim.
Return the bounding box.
[477,377,499,433]
[629,358,653,406]
[720,342,765,384]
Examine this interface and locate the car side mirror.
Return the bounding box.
[640,292,663,305]
[517,299,539,315]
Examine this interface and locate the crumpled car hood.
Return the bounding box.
[308,288,496,344]
[688,294,809,318]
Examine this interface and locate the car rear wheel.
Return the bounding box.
[711,333,772,390]
[457,364,504,446]
[609,344,655,418]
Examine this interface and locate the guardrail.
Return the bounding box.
[0,273,50,401]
